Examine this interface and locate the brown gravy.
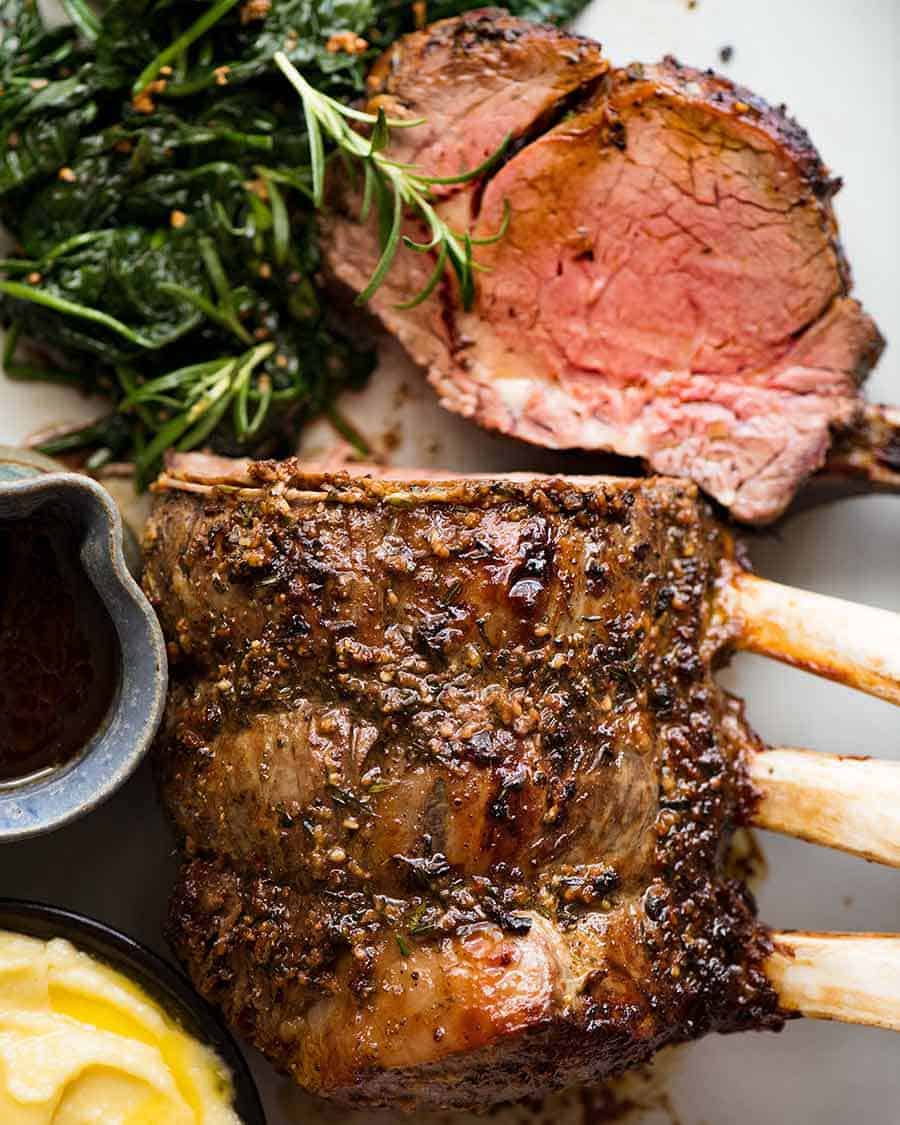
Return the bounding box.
[0,510,119,784]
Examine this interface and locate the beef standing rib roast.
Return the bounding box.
[323,9,899,524]
[144,454,900,1112]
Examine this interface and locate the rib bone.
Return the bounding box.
[825,403,900,492]
[747,748,900,867]
[723,571,900,705]
[767,933,900,1031]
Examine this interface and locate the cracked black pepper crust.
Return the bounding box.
[144,460,784,1111]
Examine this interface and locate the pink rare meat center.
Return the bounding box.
[323,10,884,523]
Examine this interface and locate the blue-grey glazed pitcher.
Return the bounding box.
[0,447,166,839]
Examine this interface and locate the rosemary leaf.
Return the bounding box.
[273,52,508,311]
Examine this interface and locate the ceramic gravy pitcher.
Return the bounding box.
[0,447,166,839]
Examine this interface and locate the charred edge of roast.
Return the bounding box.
[370,7,601,92]
[649,55,841,202]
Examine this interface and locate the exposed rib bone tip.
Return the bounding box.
[747,748,900,867]
[767,932,900,1031]
[724,571,900,705]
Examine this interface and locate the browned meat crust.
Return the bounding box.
[145,458,784,1111]
[365,7,608,176]
[322,10,884,524]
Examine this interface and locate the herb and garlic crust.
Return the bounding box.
[144,460,784,1110]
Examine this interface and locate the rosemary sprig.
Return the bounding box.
[273,52,510,311]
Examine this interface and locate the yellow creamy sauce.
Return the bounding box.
[0,931,241,1124]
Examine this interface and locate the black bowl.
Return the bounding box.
[0,900,265,1125]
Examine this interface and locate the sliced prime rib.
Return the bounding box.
[144,454,787,1111]
[322,8,887,523]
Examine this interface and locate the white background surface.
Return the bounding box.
[1,1,899,1121]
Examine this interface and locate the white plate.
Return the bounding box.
[1,1,898,1121]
